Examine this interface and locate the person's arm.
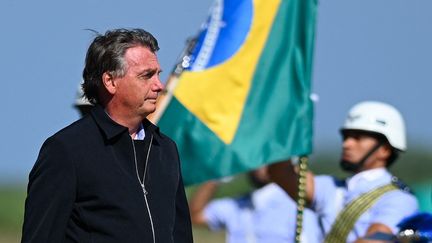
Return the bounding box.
[354,224,393,243]
[173,171,194,243]
[21,137,76,243]
[268,160,315,204]
[189,181,219,226]
[170,141,193,243]
[355,190,418,243]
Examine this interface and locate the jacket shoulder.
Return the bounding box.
[48,115,97,143]
[144,119,177,146]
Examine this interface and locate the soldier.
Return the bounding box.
[190,166,323,243]
[269,101,418,243]
[73,84,93,117]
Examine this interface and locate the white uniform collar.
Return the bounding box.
[346,168,389,191]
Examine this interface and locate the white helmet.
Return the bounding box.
[74,84,92,107]
[341,101,406,151]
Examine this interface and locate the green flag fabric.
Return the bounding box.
[158,0,317,185]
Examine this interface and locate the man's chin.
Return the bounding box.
[339,160,361,173]
[144,107,158,120]
[142,104,156,113]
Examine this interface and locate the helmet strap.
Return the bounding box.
[340,141,383,173]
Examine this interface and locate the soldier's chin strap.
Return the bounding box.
[340,141,383,173]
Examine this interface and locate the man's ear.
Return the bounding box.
[378,143,392,161]
[102,72,116,95]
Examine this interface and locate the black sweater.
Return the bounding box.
[22,105,193,243]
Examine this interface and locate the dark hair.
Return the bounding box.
[366,132,400,167]
[386,149,399,168]
[82,28,159,104]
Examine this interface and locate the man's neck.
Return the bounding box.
[104,107,145,138]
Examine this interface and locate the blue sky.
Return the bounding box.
[1,0,431,184]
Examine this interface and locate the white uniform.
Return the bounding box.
[204,183,323,243]
[312,168,418,242]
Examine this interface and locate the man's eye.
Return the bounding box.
[343,134,360,140]
[140,71,157,79]
[139,74,151,79]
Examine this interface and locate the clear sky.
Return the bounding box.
[1,0,431,184]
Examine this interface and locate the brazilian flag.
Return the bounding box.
[158,0,317,185]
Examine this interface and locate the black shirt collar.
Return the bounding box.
[90,105,161,141]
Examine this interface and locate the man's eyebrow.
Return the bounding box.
[137,68,162,76]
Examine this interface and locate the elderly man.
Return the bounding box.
[22,28,193,243]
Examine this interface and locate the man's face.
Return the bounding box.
[111,46,163,118]
[341,131,381,169]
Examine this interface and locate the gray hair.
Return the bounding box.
[82,28,159,104]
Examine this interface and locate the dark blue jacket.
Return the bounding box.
[22,105,193,243]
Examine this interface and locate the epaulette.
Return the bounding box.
[333,177,347,188]
[391,176,413,194]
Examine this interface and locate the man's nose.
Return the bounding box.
[342,137,356,148]
[153,78,164,91]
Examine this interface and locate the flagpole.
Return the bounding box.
[147,36,198,124]
[294,156,309,243]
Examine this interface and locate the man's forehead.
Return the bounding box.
[124,47,160,70]
[125,46,158,62]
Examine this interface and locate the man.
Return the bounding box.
[269,101,418,243]
[189,166,323,243]
[22,28,193,243]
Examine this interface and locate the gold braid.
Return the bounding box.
[295,156,308,243]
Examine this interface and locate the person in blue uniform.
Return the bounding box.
[189,166,323,243]
[269,101,418,243]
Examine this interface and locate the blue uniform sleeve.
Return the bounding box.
[311,175,340,213]
[204,198,237,231]
[21,137,76,243]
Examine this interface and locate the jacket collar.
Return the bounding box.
[142,116,161,138]
[90,105,161,141]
